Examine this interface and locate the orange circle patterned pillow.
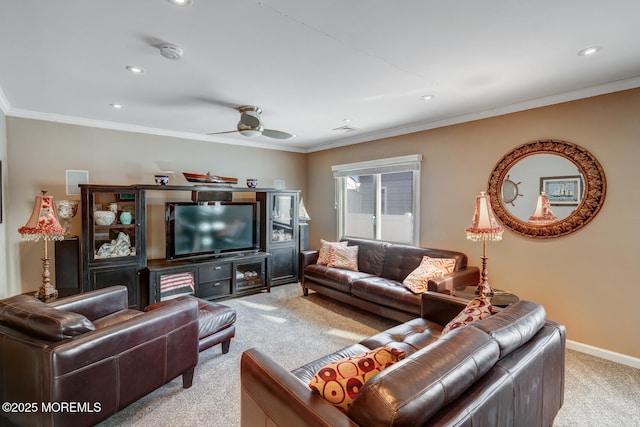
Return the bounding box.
[309,347,405,412]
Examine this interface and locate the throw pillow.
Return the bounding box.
[402,256,456,294]
[441,295,495,336]
[0,295,95,341]
[317,239,348,265]
[327,245,359,271]
[309,347,405,412]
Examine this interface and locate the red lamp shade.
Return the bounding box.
[18,192,66,241]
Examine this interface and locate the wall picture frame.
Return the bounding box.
[540,175,583,206]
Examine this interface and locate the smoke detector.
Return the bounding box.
[159,43,183,60]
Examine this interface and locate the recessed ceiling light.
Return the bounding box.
[421,95,434,101]
[168,0,193,6]
[577,46,601,56]
[110,103,124,109]
[125,65,145,74]
[343,118,352,122]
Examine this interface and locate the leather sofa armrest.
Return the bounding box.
[300,250,320,267]
[300,250,320,287]
[427,266,480,294]
[49,285,129,321]
[49,297,199,376]
[241,348,357,427]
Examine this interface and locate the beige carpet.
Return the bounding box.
[97,283,640,426]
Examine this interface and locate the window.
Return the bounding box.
[333,155,421,244]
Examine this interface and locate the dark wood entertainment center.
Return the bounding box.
[79,184,300,309]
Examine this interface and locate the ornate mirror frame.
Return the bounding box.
[487,139,606,238]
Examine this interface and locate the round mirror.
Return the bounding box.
[487,139,606,238]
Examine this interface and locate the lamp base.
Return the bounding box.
[475,254,495,298]
[35,257,58,301]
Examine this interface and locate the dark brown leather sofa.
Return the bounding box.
[0,286,199,427]
[241,292,566,427]
[301,238,480,322]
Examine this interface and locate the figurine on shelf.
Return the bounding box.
[96,232,132,258]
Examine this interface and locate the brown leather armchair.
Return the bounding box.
[0,286,199,427]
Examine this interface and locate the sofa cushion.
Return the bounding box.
[351,277,422,315]
[344,238,391,276]
[327,245,359,271]
[403,256,456,294]
[348,326,500,427]
[317,239,348,265]
[359,317,443,356]
[304,264,374,294]
[0,294,95,341]
[309,346,405,413]
[441,295,495,336]
[472,300,547,358]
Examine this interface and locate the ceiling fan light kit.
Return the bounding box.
[208,105,294,140]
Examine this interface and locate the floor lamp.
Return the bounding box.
[465,191,504,297]
[18,190,66,301]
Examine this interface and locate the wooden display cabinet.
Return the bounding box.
[80,185,146,308]
[256,191,299,286]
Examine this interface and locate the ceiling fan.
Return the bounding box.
[208,105,295,140]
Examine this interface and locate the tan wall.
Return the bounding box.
[306,88,640,359]
[5,119,306,296]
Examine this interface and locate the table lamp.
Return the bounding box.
[18,190,66,300]
[465,191,504,297]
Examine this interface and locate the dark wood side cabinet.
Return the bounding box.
[145,252,271,305]
[54,236,81,296]
[80,185,146,309]
[256,191,300,286]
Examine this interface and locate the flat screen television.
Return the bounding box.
[166,201,260,261]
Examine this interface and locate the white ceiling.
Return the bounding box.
[1,0,639,153]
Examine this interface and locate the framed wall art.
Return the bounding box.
[540,175,583,206]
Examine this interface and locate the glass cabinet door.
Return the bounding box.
[271,194,295,243]
[90,191,138,260]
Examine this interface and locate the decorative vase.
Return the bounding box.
[120,211,133,225]
[56,200,79,236]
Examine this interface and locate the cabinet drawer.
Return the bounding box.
[199,263,232,282]
[198,280,232,299]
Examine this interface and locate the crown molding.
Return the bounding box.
[3,106,306,153]
[305,76,640,152]
[2,76,639,154]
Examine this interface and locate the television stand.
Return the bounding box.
[144,252,272,305]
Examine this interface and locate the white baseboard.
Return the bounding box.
[567,340,640,369]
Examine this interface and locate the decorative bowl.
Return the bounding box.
[94,210,116,226]
[246,178,258,188]
[154,174,169,185]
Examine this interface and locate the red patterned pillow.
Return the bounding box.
[309,347,405,412]
[441,295,495,336]
[327,245,359,271]
[402,256,456,294]
[317,239,348,265]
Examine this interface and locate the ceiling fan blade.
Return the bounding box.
[206,130,239,135]
[240,113,260,128]
[262,129,295,139]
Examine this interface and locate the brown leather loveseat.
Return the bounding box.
[0,286,199,427]
[241,292,566,426]
[301,238,480,322]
